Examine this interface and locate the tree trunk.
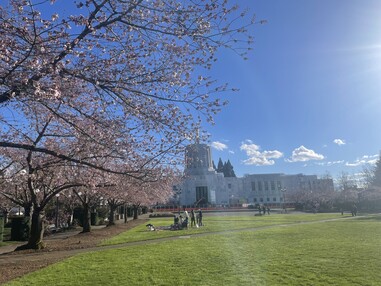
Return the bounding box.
[67,210,74,227]
[82,204,91,233]
[16,210,44,250]
[3,210,9,224]
[24,204,32,217]
[107,205,117,226]
[133,205,139,220]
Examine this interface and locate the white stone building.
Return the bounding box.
[179,141,334,207]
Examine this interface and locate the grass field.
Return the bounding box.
[4,213,381,286]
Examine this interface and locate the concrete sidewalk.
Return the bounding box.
[0,243,24,255]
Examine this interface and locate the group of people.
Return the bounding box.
[146,209,204,231]
[258,205,270,215]
[339,204,358,216]
[190,209,203,227]
[172,209,203,230]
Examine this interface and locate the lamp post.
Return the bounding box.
[281,188,287,213]
[55,193,60,229]
[178,188,182,214]
[173,186,182,214]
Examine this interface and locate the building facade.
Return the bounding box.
[179,142,334,207]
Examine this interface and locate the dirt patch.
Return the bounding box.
[0,219,147,284]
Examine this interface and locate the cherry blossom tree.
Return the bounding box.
[0,0,257,173]
[1,102,180,247]
[370,152,381,188]
[2,149,101,249]
[0,105,133,247]
[0,0,258,249]
[0,189,13,224]
[73,186,103,233]
[288,173,335,212]
[357,153,381,211]
[99,166,177,224]
[126,170,177,219]
[60,189,81,227]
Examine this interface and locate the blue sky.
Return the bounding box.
[206,0,381,180]
[3,0,379,182]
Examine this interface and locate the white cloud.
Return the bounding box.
[333,139,346,146]
[211,141,228,151]
[240,140,283,166]
[287,146,324,162]
[326,160,344,166]
[316,160,344,166]
[345,154,378,167]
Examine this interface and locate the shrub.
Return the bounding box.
[149,212,175,218]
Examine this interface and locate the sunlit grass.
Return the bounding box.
[5,214,381,286]
[100,212,348,245]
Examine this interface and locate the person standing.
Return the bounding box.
[198,209,203,226]
[190,209,196,227]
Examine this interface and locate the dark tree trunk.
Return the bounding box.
[133,205,139,220]
[2,210,9,224]
[82,204,91,233]
[107,205,117,226]
[24,204,32,217]
[16,209,44,250]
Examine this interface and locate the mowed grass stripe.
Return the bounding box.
[5,214,381,286]
[100,213,350,246]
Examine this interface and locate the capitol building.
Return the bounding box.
[178,141,334,207]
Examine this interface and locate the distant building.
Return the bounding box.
[179,141,334,207]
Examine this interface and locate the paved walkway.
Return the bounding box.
[0,224,108,256]
[0,213,154,256]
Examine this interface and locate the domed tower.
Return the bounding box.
[184,132,215,176]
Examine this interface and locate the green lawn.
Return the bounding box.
[100,212,346,245]
[5,213,381,286]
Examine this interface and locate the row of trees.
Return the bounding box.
[289,155,381,212]
[0,139,178,248]
[0,0,256,249]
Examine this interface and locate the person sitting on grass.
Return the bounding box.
[182,217,189,229]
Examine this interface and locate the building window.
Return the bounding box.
[251,181,256,191]
[260,198,263,202]
[258,181,263,191]
[264,181,269,191]
[277,181,282,190]
[196,186,208,205]
[273,197,277,202]
[228,183,232,189]
[254,198,257,202]
[271,181,275,191]
[267,197,270,202]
